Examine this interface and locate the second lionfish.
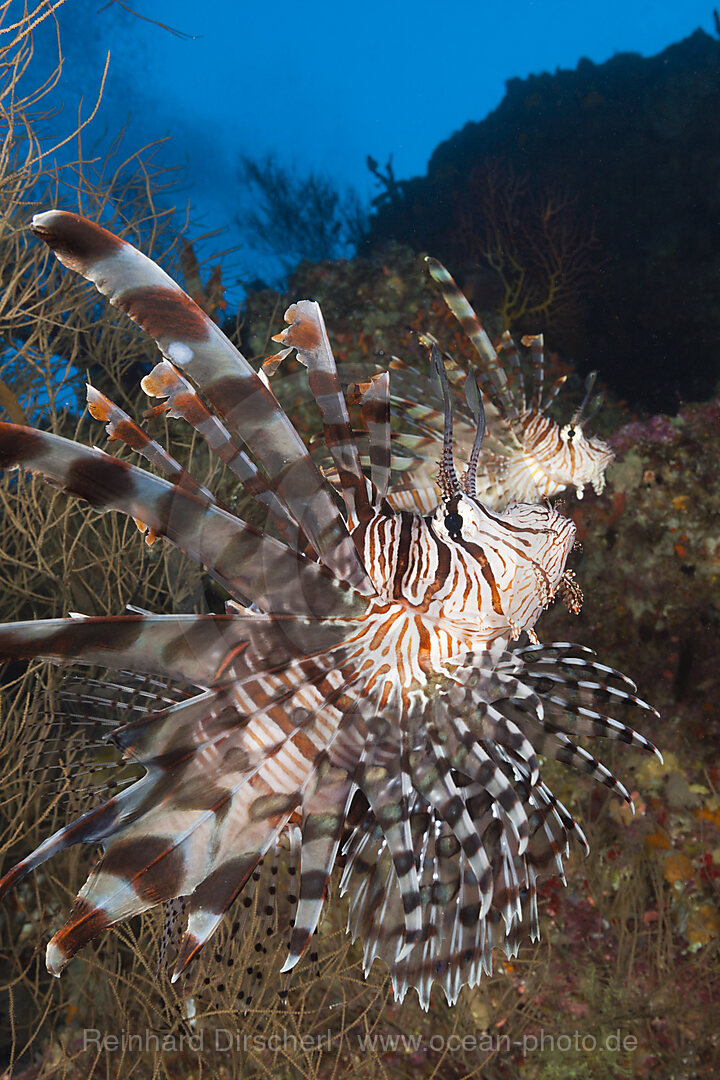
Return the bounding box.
[384,258,614,516]
[0,211,659,1009]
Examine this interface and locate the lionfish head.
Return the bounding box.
[555,420,614,497]
[433,492,576,638]
[555,371,615,497]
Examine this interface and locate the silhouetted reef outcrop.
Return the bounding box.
[366,30,720,413]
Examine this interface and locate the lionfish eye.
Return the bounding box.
[567,426,576,440]
[444,511,463,541]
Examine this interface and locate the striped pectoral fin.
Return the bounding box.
[552,791,589,855]
[59,673,192,731]
[520,650,641,689]
[493,830,523,933]
[525,788,568,881]
[525,659,661,722]
[113,653,350,781]
[44,760,275,979]
[0,423,363,618]
[519,649,661,759]
[410,736,493,917]
[339,816,374,896]
[358,759,423,957]
[341,813,418,981]
[0,783,144,902]
[359,372,391,504]
[39,685,318,976]
[281,768,355,972]
[529,779,589,865]
[110,686,251,773]
[31,211,372,594]
[341,817,397,948]
[141,360,305,549]
[395,818,465,1010]
[538,728,632,802]
[129,743,309,980]
[44,822,207,976]
[432,834,485,1006]
[171,830,290,981]
[46,899,113,977]
[441,675,536,843]
[456,854,493,993]
[0,612,350,691]
[153,711,330,977]
[425,257,518,421]
[86,384,217,507]
[446,716,531,855]
[540,696,662,757]
[484,705,541,786]
[526,865,540,942]
[274,301,371,524]
[361,860,399,972]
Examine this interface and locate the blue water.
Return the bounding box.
[28,0,715,294]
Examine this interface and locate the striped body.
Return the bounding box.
[0,211,658,1010]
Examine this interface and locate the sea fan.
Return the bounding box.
[0,211,658,1010]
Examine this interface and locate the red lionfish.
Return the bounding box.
[0,211,659,1010]
[385,259,614,516]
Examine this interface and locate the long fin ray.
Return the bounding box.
[0,613,353,688]
[31,211,372,593]
[274,301,371,524]
[426,257,519,423]
[141,359,305,549]
[0,422,364,617]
